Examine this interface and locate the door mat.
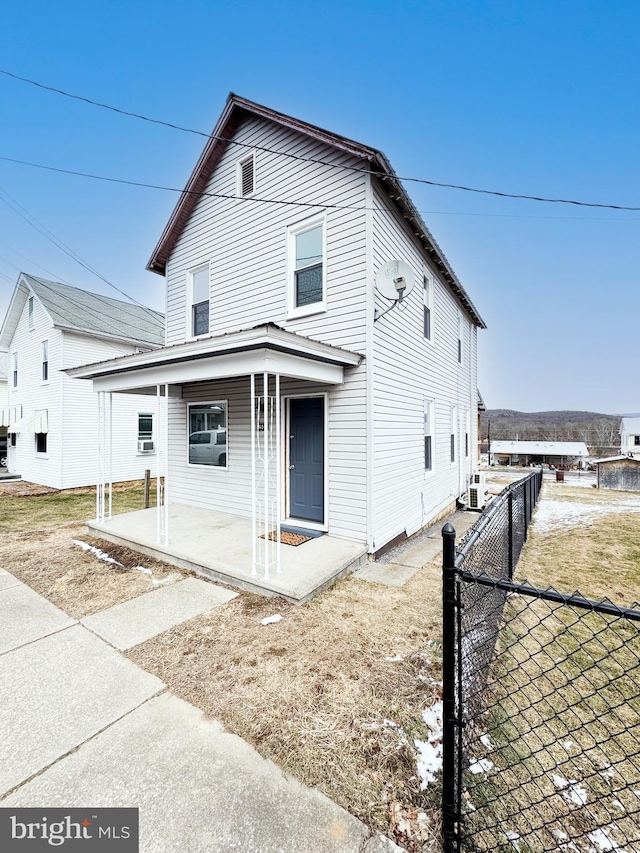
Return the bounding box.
[260,526,324,547]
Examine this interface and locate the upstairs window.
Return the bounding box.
[12,352,17,388]
[457,314,463,364]
[42,340,49,382]
[28,296,35,329]
[189,265,209,338]
[288,216,325,317]
[237,153,255,197]
[35,432,47,454]
[423,275,432,341]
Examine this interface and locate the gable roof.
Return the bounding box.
[147,93,486,329]
[621,417,640,434]
[0,274,164,349]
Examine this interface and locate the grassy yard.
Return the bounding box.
[459,482,640,852]
[0,482,446,852]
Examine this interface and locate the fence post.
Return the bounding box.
[442,522,459,853]
[507,488,514,579]
[523,476,529,541]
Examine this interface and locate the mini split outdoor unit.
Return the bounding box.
[467,484,486,511]
[471,471,486,488]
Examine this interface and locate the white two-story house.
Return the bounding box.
[69,94,485,601]
[620,418,640,460]
[0,274,164,489]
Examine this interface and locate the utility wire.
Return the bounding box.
[3,153,640,221]
[1,67,639,212]
[0,185,164,323]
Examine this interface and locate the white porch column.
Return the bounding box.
[107,391,113,520]
[251,373,281,579]
[96,391,105,522]
[154,383,170,546]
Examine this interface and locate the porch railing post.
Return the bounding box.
[442,521,460,853]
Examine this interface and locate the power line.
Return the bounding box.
[2,153,640,222]
[0,185,163,322]
[1,67,639,213]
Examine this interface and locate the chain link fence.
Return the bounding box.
[442,470,640,852]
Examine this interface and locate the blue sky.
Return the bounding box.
[0,0,638,413]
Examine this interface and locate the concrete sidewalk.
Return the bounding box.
[0,572,401,853]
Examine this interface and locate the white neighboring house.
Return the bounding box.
[620,418,640,460]
[69,94,485,590]
[490,440,589,467]
[0,274,164,489]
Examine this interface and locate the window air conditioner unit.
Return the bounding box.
[138,440,155,452]
[471,471,486,488]
[467,484,486,511]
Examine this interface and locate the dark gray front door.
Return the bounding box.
[289,397,324,523]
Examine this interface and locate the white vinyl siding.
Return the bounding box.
[164,115,369,542]
[371,179,477,549]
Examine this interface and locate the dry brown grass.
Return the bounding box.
[0,523,186,618]
[128,562,446,850]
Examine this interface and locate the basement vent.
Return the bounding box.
[239,155,255,197]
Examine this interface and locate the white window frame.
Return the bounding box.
[35,431,48,456]
[187,263,210,339]
[286,214,327,319]
[137,412,154,442]
[423,274,433,343]
[236,151,256,199]
[12,352,17,388]
[424,397,435,475]
[28,295,34,330]
[450,405,458,465]
[457,313,463,365]
[465,409,470,458]
[186,400,228,470]
[41,340,49,383]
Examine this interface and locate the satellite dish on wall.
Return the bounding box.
[374,259,415,302]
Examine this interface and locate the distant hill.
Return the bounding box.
[481,410,621,455]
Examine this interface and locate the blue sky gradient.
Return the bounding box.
[0,1,638,412]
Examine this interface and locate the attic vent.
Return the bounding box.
[239,155,255,197]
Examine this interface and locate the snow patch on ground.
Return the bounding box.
[532,497,640,534]
[260,614,283,626]
[72,539,173,585]
[415,700,444,788]
[552,773,588,806]
[587,827,620,851]
[385,654,403,662]
[480,733,493,749]
[469,758,494,775]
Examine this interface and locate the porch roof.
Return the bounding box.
[66,324,363,392]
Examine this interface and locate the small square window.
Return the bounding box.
[35,432,47,454]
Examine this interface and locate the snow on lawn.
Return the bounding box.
[552,773,588,806]
[532,496,640,534]
[71,540,172,585]
[415,700,444,788]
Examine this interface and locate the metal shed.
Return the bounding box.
[594,456,640,491]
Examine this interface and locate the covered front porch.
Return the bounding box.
[87,503,367,604]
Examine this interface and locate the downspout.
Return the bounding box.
[365,172,375,553]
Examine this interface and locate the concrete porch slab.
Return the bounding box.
[82,577,238,650]
[0,624,164,794]
[0,580,76,654]
[87,505,368,604]
[2,692,371,853]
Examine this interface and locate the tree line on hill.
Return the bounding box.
[480,410,622,455]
